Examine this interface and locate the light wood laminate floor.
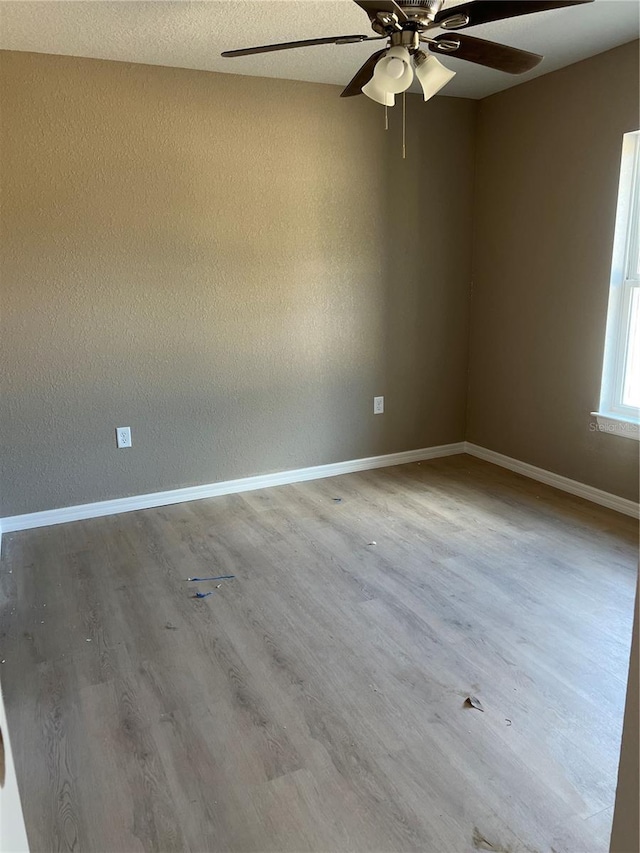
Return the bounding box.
[0,456,637,853]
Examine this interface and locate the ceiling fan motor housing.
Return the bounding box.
[371,1,445,35]
[399,1,445,25]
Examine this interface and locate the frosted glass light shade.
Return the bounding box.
[361,79,395,106]
[414,54,456,101]
[373,46,414,94]
[362,46,413,106]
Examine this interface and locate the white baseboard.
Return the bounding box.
[1,439,636,539]
[0,442,465,534]
[464,443,640,519]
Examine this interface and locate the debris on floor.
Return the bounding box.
[187,575,235,582]
[472,826,503,851]
[332,497,343,503]
[187,574,236,600]
[165,623,178,630]
[367,541,377,546]
[505,719,512,726]
[464,695,484,712]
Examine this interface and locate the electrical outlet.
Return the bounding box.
[116,426,132,449]
[373,396,384,415]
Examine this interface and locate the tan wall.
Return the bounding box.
[468,41,640,502]
[0,51,476,516]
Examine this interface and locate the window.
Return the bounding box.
[593,130,640,440]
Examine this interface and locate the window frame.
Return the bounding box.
[593,130,640,440]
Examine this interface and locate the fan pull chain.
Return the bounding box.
[384,104,388,131]
[402,91,406,160]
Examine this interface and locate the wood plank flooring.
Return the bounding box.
[0,455,637,853]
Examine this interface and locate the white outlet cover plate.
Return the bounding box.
[374,396,384,415]
[116,426,132,448]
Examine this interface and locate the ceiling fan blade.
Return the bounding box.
[221,34,372,57]
[340,49,387,97]
[435,0,594,30]
[428,33,542,74]
[352,0,409,25]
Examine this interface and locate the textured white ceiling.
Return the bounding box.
[0,0,638,99]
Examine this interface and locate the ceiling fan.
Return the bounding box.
[221,1,594,104]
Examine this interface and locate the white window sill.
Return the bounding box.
[591,412,640,441]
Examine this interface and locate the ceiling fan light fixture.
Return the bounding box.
[361,77,396,106]
[385,56,405,79]
[414,51,456,101]
[373,45,413,90]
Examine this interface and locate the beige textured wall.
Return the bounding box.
[0,50,476,516]
[468,41,640,502]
